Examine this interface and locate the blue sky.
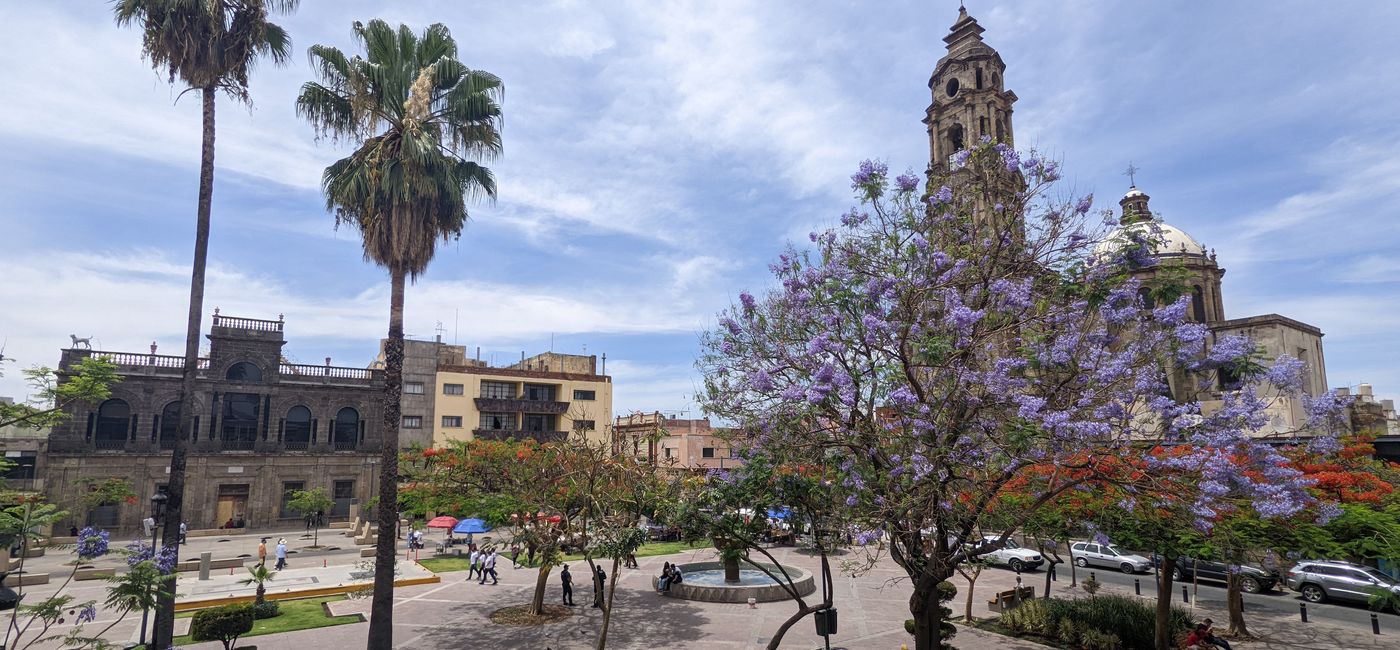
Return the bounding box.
[3,1,1399,417]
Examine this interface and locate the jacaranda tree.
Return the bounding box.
[700,141,1343,650]
[297,20,502,648]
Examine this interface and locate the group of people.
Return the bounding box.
[655,562,684,594]
[557,563,610,608]
[1185,618,1232,650]
[257,537,289,570]
[466,545,501,585]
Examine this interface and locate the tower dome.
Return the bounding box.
[1093,185,1208,258]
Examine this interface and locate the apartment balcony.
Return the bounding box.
[473,398,569,414]
[473,429,568,443]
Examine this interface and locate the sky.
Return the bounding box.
[2,1,1399,418]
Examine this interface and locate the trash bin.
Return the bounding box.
[814,607,838,636]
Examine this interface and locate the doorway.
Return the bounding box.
[216,484,250,528]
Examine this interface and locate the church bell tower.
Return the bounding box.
[924,6,1018,175]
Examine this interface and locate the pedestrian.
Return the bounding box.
[479,548,499,585]
[179,521,188,544]
[624,551,638,569]
[560,564,575,606]
[526,541,536,567]
[467,548,481,581]
[656,562,673,593]
[1201,619,1233,650]
[257,538,268,566]
[510,542,521,569]
[592,564,606,608]
[69,525,79,537]
[274,538,287,570]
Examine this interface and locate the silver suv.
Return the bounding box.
[1286,560,1400,608]
[1070,541,1152,574]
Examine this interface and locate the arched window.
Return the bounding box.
[95,399,130,448]
[226,362,263,383]
[159,401,181,449]
[285,406,312,450]
[1137,287,1156,310]
[1191,285,1207,322]
[333,407,359,450]
[996,117,1006,142]
[948,123,965,152]
[976,68,984,89]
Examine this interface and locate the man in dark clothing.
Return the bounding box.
[560,564,575,605]
[592,565,607,608]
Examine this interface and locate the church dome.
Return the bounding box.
[1094,220,1207,258]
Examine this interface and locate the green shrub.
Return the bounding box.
[191,604,255,650]
[251,600,281,619]
[904,619,915,634]
[995,595,1189,649]
[1080,628,1121,650]
[1055,617,1080,644]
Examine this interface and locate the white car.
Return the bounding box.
[972,535,1045,572]
[1070,541,1152,574]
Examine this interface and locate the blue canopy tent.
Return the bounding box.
[766,507,792,521]
[452,518,492,535]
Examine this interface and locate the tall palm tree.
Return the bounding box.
[111,2,298,646]
[297,20,502,647]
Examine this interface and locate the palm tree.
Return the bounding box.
[238,564,277,605]
[111,2,298,646]
[297,20,502,647]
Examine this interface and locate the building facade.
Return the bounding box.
[432,352,612,446]
[0,397,48,496]
[45,313,383,533]
[374,337,467,449]
[612,412,739,471]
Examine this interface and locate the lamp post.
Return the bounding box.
[140,491,168,647]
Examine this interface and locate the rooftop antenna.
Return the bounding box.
[434,321,446,343]
[1124,161,1140,187]
[453,309,459,344]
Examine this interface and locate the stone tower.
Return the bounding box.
[924,6,1018,175]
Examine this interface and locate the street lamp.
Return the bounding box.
[140,491,168,647]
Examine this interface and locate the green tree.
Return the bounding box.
[285,487,334,547]
[190,603,255,650]
[238,563,277,608]
[0,357,118,430]
[297,20,502,647]
[111,2,298,646]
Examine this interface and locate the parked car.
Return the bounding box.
[1286,560,1400,609]
[1152,555,1279,593]
[971,535,1045,572]
[1069,541,1152,574]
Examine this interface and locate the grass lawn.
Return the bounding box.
[173,595,360,646]
[418,540,711,574]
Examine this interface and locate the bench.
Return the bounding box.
[987,586,1036,611]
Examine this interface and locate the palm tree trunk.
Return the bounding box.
[152,84,216,650]
[367,267,406,649]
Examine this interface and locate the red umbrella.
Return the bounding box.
[425,516,459,529]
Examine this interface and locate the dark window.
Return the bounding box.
[573,419,596,432]
[664,447,673,458]
[979,116,987,137]
[1138,287,1156,310]
[279,481,305,518]
[442,415,463,428]
[945,77,959,97]
[95,399,130,448]
[996,117,1005,142]
[225,362,262,383]
[478,413,514,430]
[443,384,464,395]
[523,414,556,432]
[975,68,984,89]
[221,393,260,450]
[949,123,965,152]
[702,447,716,458]
[1,451,38,480]
[333,408,359,450]
[402,416,423,429]
[403,382,425,395]
[284,406,312,450]
[1191,285,1207,322]
[331,480,355,518]
[523,384,557,401]
[572,389,596,401]
[480,381,515,399]
[159,401,181,449]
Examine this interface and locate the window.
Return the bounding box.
[158,401,181,448]
[402,416,423,429]
[702,447,716,458]
[523,384,557,401]
[443,383,464,396]
[442,415,463,428]
[948,123,965,152]
[225,362,262,383]
[478,412,515,430]
[284,406,312,449]
[95,399,130,448]
[1,451,37,480]
[945,78,959,97]
[573,419,596,432]
[279,481,305,518]
[333,408,359,450]
[523,414,556,432]
[221,393,261,450]
[664,447,674,458]
[480,381,515,399]
[1084,544,1100,554]
[1137,287,1156,310]
[573,389,596,401]
[1191,285,1206,322]
[332,480,355,518]
[975,68,984,89]
[403,382,425,395]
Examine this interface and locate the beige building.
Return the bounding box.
[612,412,740,471]
[432,352,612,446]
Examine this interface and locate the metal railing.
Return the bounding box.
[332,438,358,451]
[221,439,256,451]
[93,438,127,450]
[284,440,310,451]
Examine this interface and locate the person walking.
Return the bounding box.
[179,521,188,544]
[479,548,499,585]
[257,538,268,566]
[274,538,287,570]
[467,548,481,581]
[560,564,575,606]
[510,542,521,569]
[592,564,607,608]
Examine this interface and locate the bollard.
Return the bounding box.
[1134,578,1140,596]
[1300,602,1308,623]
[323,558,328,568]
[1050,564,1057,581]
[1373,613,1380,635]
[1181,584,1189,603]
[198,551,212,581]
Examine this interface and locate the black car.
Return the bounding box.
[1152,555,1279,593]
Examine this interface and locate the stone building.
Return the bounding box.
[0,397,48,496]
[432,351,613,446]
[373,336,468,449]
[45,312,383,533]
[612,412,740,471]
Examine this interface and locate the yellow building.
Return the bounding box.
[432,352,613,446]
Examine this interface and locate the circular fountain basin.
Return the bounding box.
[660,561,815,603]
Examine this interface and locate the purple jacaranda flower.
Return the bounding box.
[76,528,109,561]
